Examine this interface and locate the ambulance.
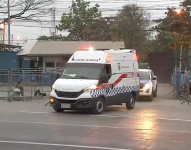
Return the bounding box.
[49,47,140,114]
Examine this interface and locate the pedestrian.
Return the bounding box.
[15,81,24,96]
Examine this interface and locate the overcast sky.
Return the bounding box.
[0,0,182,45]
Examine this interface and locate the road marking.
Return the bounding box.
[91,114,191,122]
[0,140,132,150]
[0,119,191,134]
[19,111,51,114]
[19,111,191,122]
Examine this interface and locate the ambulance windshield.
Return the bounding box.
[60,63,104,80]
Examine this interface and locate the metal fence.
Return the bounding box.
[0,69,61,100]
[172,70,185,93]
[0,69,9,98]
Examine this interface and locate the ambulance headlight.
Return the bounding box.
[83,84,98,92]
[52,85,56,91]
[144,83,150,89]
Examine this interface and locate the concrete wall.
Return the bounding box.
[21,59,30,68]
[0,52,31,69]
[0,51,19,69]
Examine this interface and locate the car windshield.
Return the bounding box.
[60,63,104,80]
[139,71,150,80]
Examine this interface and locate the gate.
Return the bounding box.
[148,52,174,83]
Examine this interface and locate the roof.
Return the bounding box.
[0,43,22,49]
[25,41,125,56]
[17,40,37,56]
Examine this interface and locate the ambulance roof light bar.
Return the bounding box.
[80,47,94,51]
[109,49,136,53]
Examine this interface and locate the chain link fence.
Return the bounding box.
[0,69,61,100]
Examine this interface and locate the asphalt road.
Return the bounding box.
[0,84,191,150]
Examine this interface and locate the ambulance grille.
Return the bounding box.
[56,99,77,103]
[55,90,84,98]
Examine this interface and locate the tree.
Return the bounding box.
[153,2,191,52]
[56,0,102,41]
[65,17,114,41]
[153,1,191,98]
[0,0,54,24]
[110,4,151,50]
[37,35,70,41]
[82,16,116,41]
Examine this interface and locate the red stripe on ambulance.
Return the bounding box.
[98,73,139,89]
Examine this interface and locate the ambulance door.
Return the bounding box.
[119,60,135,104]
[104,64,114,105]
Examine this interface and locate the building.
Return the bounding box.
[17,41,125,70]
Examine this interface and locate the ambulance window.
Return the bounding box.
[105,64,111,74]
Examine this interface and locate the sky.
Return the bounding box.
[0,0,182,45]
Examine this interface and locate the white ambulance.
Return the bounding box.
[49,47,140,114]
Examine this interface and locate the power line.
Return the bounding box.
[0,0,182,39]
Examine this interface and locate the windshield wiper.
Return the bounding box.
[75,76,89,79]
[60,75,74,78]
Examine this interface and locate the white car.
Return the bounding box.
[139,69,157,101]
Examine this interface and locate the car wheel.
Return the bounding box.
[53,105,65,112]
[153,85,157,97]
[92,97,105,114]
[126,94,135,109]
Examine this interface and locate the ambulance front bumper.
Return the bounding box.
[49,96,98,110]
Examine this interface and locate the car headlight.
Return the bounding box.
[144,83,150,89]
[83,84,98,92]
[52,85,56,91]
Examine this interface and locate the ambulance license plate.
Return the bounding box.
[61,103,71,108]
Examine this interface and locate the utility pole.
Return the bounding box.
[3,21,5,44]
[7,0,11,46]
[52,7,56,41]
[49,7,56,40]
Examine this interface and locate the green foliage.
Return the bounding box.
[110,4,151,50]
[37,35,70,41]
[181,0,191,7]
[153,1,191,52]
[56,0,103,41]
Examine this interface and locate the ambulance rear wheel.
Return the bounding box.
[92,97,105,114]
[126,94,135,109]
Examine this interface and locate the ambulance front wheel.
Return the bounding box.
[92,97,105,114]
[53,105,65,113]
[126,94,135,109]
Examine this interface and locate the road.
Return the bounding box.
[0,84,191,150]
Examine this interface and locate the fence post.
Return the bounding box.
[41,70,44,99]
